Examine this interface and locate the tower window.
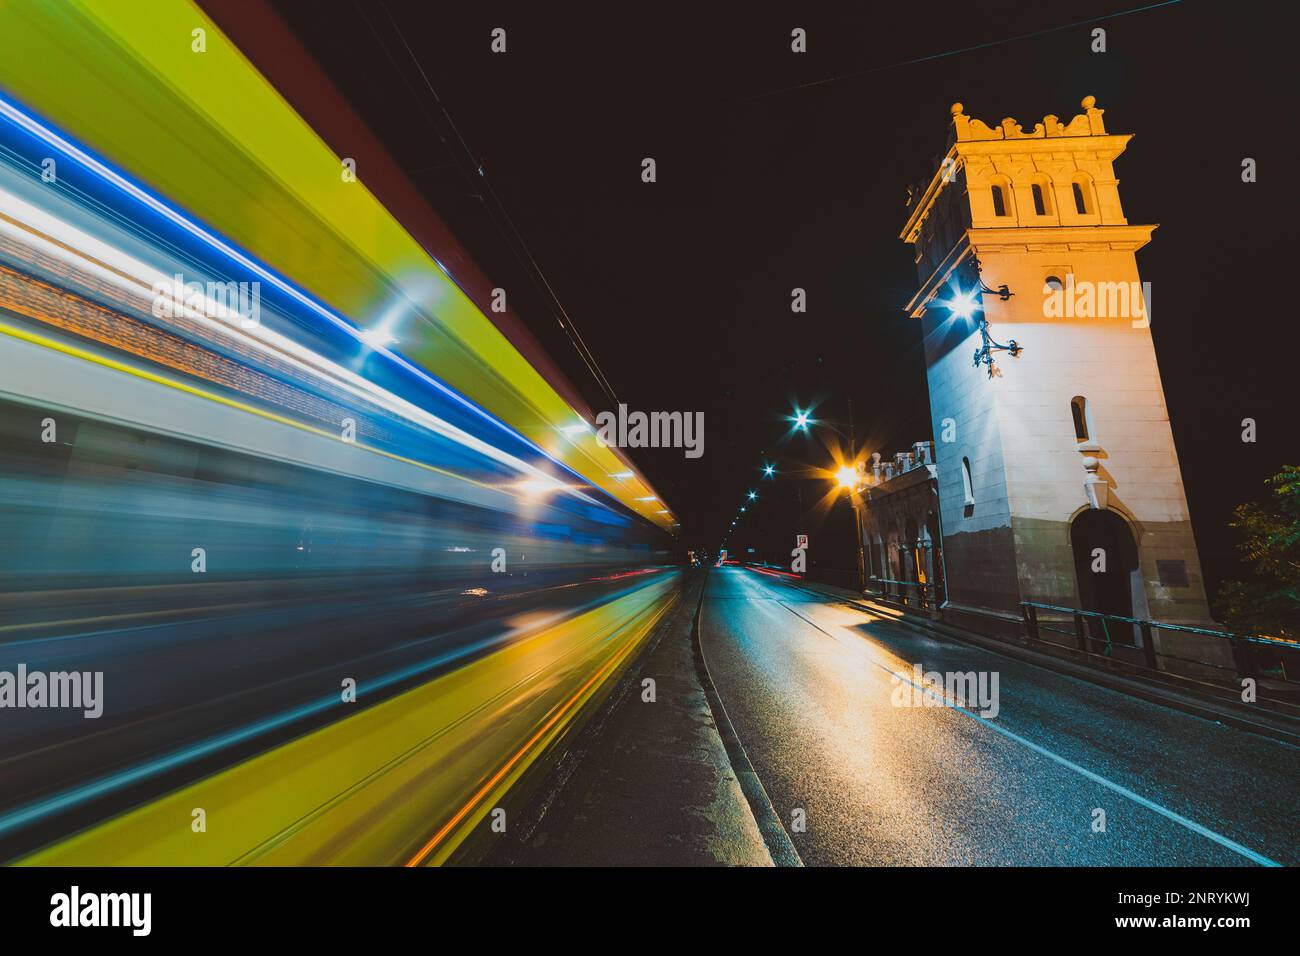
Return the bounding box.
[1071,396,1092,442]
[961,456,975,506]
[991,184,1007,217]
[1031,183,1048,216]
[1072,182,1088,215]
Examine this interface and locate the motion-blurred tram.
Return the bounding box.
[0,97,671,592]
[0,11,677,865]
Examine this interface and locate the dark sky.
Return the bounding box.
[264,0,1297,601]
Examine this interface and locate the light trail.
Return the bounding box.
[16,576,677,865]
[0,317,493,494]
[0,79,676,527]
[404,596,672,866]
[0,186,607,506]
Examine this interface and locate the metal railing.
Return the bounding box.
[867,576,937,610]
[1020,601,1299,687]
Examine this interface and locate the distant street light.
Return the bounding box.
[791,405,856,443]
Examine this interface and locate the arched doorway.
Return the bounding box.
[1071,509,1140,642]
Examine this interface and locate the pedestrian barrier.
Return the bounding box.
[1020,601,1298,691]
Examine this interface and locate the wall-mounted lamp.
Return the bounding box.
[966,257,1020,378]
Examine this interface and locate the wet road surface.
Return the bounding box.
[699,566,1299,866]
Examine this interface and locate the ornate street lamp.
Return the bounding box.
[956,257,1021,378]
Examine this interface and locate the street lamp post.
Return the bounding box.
[852,496,865,593]
[835,463,867,593]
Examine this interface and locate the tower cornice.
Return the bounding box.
[903,223,1157,318]
[967,222,1156,252]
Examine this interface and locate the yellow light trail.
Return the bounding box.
[405,612,644,867]
[18,576,677,866]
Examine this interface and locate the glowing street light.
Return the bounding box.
[790,409,812,432]
[747,490,757,501]
[830,461,867,592]
[762,463,775,477]
[948,289,980,321]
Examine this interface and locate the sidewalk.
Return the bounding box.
[480,572,773,866]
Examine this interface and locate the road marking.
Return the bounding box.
[774,595,1281,868]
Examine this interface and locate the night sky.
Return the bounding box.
[259,0,1296,604]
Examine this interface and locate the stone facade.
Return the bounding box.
[858,442,945,613]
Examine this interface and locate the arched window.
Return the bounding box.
[1071,395,1092,442]
[989,176,1014,219]
[1071,174,1095,215]
[991,184,1007,217]
[961,456,975,506]
[1031,183,1048,216]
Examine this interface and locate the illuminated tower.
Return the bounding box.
[900,96,1220,663]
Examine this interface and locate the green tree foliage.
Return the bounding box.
[1217,465,1300,640]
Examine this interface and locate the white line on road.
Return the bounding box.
[776,597,1281,868]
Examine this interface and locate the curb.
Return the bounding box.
[692,572,803,867]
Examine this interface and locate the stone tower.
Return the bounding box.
[899,96,1217,647]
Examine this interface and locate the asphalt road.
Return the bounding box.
[699,566,1300,866]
